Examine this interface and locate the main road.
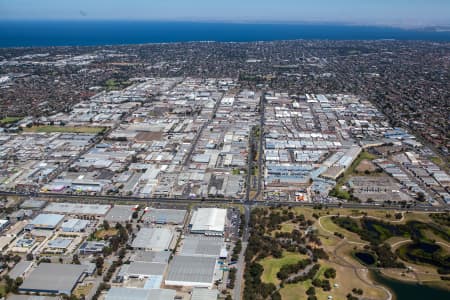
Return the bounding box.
[0,190,447,212]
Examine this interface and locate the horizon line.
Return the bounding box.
[1,18,449,30]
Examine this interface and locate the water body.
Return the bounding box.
[372,271,449,300]
[353,251,376,266]
[1,21,450,47]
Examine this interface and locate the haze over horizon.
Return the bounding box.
[1,0,449,28]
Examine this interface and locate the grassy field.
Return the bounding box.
[260,252,307,285]
[94,228,118,239]
[331,150,377,199]
[73,283,93,298]
[279,260,387,300]
[272,222,297,236]
[24,125,106,134]
[429,156,449,171]
[0,284,6,297]
[319,215,366,244]
[0,116,22,124]
[105,78,131,91]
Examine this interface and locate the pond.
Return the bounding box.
[353,251,376,266]
[371,271,449,300]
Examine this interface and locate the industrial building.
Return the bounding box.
[142,208,187,225]
[165,256,217,287]
[105,287,176,300]
[27,214,64,230]
[180,235,224,257]
[20,199,47,210]
[8,261,33,280]
[132,227,174,251]
[0,219,10,231]
[19,263,86,295]
[105,205,134,223]
[61,219,90,232]
[190,208,227,236]
[132,251,171,264]
[117,262,167,280]
[44,202,110,217]
[78,240,108,255]
[47,237,73,250]
[191,288,219,300]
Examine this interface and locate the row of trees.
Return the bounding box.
[243,262,278,300]
[277,258,312,280]
[1,275,23,295]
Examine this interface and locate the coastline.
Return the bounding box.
[1,21,450,48]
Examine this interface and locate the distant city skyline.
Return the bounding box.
[1,0,449,28]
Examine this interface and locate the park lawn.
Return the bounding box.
[402,212,434,224]
[381,266,442,284]
[279,264,382,300]
[320,260,387,300]
[94,228,118,239]
[319,216,365,244]
[0,284,6,297]
[319,234,341,248]
[104,78,132,89]
[24,125,105,134]
[421,229,450,249]
[260,252,308,285]
[279,281,308,300]
[0,116,22,124]
[429,156,448,171]
[272,222,297,236]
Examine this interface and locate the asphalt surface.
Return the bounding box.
[233,205,251,300]
[3,190,447,212]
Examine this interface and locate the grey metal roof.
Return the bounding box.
[47,237,73,249]
[20,199,47,209]
[44,202,110,216]
[132,251,170,263]
[30,214,64,229]
[7,295,58,300]
[8,261,33,280]
[126,262,167,277]
[180,236,223,257]
[105,287,175,300]
[61,219,90,231]
[131,227,173,251]
[191,288,219,300]
[105,205,134,222]
[166,256,216,284]
[143,208,187,224]
[20,263,85,294]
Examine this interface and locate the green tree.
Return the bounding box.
[102,220,110,230]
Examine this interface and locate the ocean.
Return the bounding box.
[0,20,449,47]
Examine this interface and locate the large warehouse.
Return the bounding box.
[142,208,187,225]
[28,214,64,230]
[105,287,176,300]
[180,235,224,257]
[190,208,227,236]
[105,205,135,223]
[44,202,111,217]
[118,262,167,280]
[19,263,86,295]
[131,227,173,251]
[165,256,218,287]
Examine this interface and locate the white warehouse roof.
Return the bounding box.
[190,208,226,235]
[132,227,173,251]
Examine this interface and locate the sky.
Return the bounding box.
[0,0,449,28]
